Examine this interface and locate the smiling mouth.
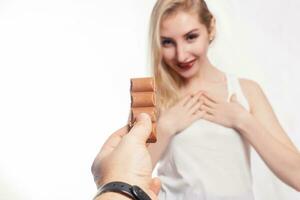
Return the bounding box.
[178,59,196,70]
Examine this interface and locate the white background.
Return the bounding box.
[0,0,299,199]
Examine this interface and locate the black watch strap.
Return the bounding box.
[96,181,151,200]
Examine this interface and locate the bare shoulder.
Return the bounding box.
[238,78,266,112]
[239,78,262,94]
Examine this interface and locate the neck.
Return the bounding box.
[182,57,225,88]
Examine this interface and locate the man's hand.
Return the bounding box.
[91,113,161,199]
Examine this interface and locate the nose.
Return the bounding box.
[176,43,189,63]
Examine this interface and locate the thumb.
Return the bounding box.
[128,113,152,143]
[149,177,161,195]
[230,93,238,103]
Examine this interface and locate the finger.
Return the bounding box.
[202,91,219,103]
[128,113,152,143]
[190,92,205,108]
[200,95,216,108]
[180,91,203,106]
[184,92,202,109]
[179,93,194,106]
[200,104,214,115]
[191,109,206,121]
[202,112,215,123]
[149,177,161,196]
[188,98,203,114]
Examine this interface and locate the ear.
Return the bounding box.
[209,17,216,42]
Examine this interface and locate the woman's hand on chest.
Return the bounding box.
[158,91,206,135]
[199,91,251,129]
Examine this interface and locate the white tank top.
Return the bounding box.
[157,73,255,200]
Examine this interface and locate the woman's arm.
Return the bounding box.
[239,79,300,191]
[147,123,175,169]
[199,79,300,191]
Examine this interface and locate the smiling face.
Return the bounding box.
[160,10,214,80]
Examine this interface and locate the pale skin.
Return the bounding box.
[148,10,300,192]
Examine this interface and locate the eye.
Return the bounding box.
[161,39,173,47]
[186,34,199,41]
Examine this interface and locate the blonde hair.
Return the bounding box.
[148,0,214,110]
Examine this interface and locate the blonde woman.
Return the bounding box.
[147,0,300,199]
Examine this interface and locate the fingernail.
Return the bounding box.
[137,113,150,121]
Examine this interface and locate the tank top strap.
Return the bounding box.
[226,73,250,111]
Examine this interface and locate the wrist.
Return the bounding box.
[157,120,176,137]
[95,192,131,200]
[98,177,151,197]
[98,175,135,188]
[94,181,153,200]
[234,112,254,133]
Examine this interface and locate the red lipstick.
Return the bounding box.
[178,59,196,70]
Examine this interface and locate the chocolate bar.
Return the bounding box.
[129,77,157,143]
[130,77,156,92]
[131,92,156,107]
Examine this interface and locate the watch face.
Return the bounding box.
[131,185,151,200]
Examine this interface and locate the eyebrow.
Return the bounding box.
[184,28,198,37]
[160,28,199,39]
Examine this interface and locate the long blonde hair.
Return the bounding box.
[148,0,214,110]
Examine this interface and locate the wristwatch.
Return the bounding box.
[94,181,152,200]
